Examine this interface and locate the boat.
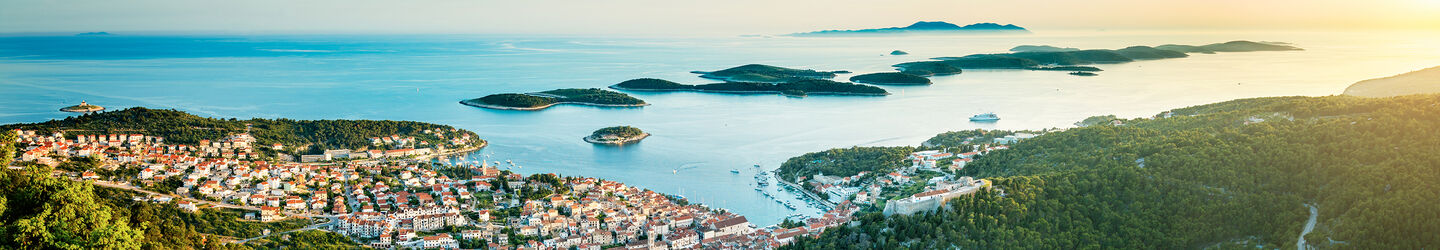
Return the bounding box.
[969,112,1000,121]
[754,164,761,168]
[730,169,741,174]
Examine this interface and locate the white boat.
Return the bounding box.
[730,169,741,174]
[969,112,1000,121]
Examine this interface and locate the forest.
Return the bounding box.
[785,94,1440,249]
[776,146,915,183]
[0,107,480,151]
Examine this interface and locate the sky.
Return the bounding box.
[1,0,1439,35]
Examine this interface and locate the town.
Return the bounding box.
[8,128,871,249]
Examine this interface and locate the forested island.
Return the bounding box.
[693,64,848,83]
[791,21,1029,36]
[894,41,1302,74]
[782,94,1440,249]
[848,72,932,85]
[461,88,648,111]
[583,126,649,145]
[610,78,889,97]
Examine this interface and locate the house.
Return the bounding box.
[260,206,286,222]
[178,200,199,212]
[422,234,458,249]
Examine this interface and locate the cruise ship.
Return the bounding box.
[969,112,1000,121]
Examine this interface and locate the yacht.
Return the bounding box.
[969,112,1000,121]
[731,169,741,174]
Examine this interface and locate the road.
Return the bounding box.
[232,216,341,244]
[79,177,322,218]
[1297,203,1318,250]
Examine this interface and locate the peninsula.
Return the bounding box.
[59,101,104,113]
[894,40,1301,73]
[693,64,847,83]
[461,88,648,111]
[1343,65,1440,97]
[583,126,649,145]
[610,78,889,97]
[791,21,1029,36]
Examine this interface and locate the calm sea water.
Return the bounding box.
[2,31,1438,225]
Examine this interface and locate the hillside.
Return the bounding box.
[0,107,481,151]
[611,78,889,96]
[786,94,1440,249]
[1343,66,1440,97]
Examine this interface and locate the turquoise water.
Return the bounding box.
[2,31,1438,225]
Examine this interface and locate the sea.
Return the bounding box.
[2,30,1438,225]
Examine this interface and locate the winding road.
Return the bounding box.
[1297,203,1318,250]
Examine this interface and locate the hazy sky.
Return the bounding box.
[2,0,1438,35]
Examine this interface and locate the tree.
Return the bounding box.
[0,165,145,249]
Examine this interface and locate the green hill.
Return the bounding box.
[1343,66,1440,97]
[787,94,1440,249]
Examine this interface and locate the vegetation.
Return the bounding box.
[889,50,908,55]
[463,88,646,110]
[60,103,104,112]
[0,107,479,151]
[786,94,1440,249]
[695,64,844,83]
[776,146,915,183]
[0,164,145,249]
[849,72,932,85]
[612,78,888,96]
[1073,115,1119,127]
[243,230,364,249]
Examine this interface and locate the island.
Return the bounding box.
[1343,65,1440,97]
[59,101,104,113]
[460,88,648,111]
[849,72,932,85]
[693,64,847,83]
[1155,40,1303,53]
[791,21,1030,36]
[1010,45,1080,52]
[890,50,909,55]
[610,78,889,97]
[583,126,649,145]
[75,31,111,36]
[894,41,1301,73]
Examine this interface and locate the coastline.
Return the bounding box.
[609,85,890,96]
[583,132,649,145]
[459,99,649,111]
